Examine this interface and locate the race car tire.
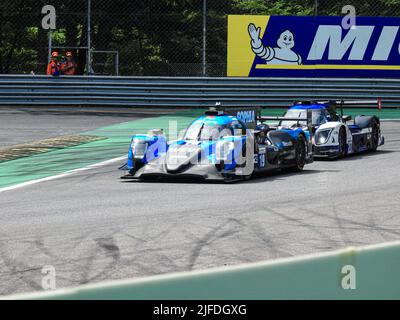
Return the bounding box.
[129,160,144,175]
[290,134,306,172]
[241,173,253,181]
[369,121,379,152]
[338,126,347,158]
[239,141,254,180]
[227,140,254,181]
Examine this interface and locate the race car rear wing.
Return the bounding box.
[294,99,380,107]
[211,103,261,130]
[294,99,381,117]
[210,102,311,132]
[259,108,313,134]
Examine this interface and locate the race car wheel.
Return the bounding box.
[241,173,253,181]
[238,141,254,180]
[338,127,347,158]
[291,134,306,172]
[370,121,379,152]
[129,160,144,176]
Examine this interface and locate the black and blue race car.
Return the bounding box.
[120,105,313,182]
[279,100,385,159]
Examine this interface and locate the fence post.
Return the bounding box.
[47,31,53,64]
[115,51,120,76]
[87,0,92,75]
[202,0,207,77]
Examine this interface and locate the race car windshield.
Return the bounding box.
[280,109,327,127]
[183,123,232,141]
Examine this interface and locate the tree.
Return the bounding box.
[0,0,399,75]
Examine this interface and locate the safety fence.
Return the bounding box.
[0,75,399,108]
[1,1,399,76]
[4,241,400,300]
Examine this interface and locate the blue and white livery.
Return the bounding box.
[120,106,313,182]
[279,100,385,158]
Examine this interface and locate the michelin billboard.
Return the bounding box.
[227,15,400,77]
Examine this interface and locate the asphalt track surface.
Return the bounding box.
[0,108,400,296]
[0,107,178,148]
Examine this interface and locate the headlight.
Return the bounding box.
[216,141,235,161]
[316,129,332,145]
[131,140,148,159]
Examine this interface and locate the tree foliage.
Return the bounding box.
[0,0,398,75]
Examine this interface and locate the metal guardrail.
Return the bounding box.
[0,75,399,108]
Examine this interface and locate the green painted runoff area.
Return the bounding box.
[0,108,399,189]
[0,110,202,188]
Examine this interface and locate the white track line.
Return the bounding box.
[1,119,398,193]
[0,155,126,194]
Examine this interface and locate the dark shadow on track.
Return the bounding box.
[244,168,339,184]
[338,150,396,162]
[315,149,397,162]
[120,168,334,185]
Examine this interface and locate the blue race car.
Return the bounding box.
[120,106,313,182]
[279,100,385,159]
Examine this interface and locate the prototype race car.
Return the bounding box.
[279,100,385,159]
[120,105,313,182]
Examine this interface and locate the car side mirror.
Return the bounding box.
[312,127,317,134]
[342,115,352,122]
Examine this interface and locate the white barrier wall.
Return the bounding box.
[4,241,400,300]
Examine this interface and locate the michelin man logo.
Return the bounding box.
[248,23,302,65]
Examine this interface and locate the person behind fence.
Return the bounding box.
[46,51,61,76]
[61,51,78,75]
